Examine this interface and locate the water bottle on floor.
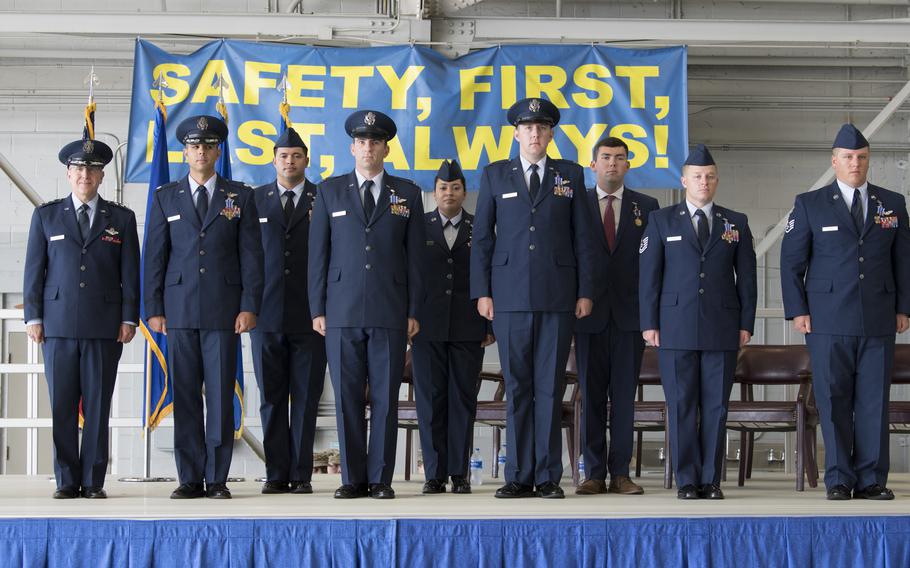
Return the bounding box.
[470,448,484,486]
[497,443,507,473]
[578,455,585,480]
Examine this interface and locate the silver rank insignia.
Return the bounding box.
[785,218,795,233]
[639,236,648,254]
[364,112,376,126]
[197,116,209,130]
[529,99,541,113]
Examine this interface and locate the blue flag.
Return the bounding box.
[216,102,245,438]
[139,100,173,430]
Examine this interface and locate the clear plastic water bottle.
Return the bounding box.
[578,455,585,480]
[470,448,484,486]
[497,443,507,472]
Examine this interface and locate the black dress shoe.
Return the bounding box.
[170,483,205,499]
[536,481,565,499]
[81,486,107,499]
[494,482,536,499]
[450,475,471,494]
[422,479,446,494]
[699,484,724,500]
[261,481,290,494]
[369,483,396,499]
[53,487,80,500]
[826,484,852,501]
[854,484,895,501]
[206,483,232,499]
[677,485,699,500]
[334,484,369,499]
[290,481,313,494]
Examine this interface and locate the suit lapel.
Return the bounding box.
[202,176,227,230]
[60,198,83,244]
[533,162,555,208]
[85,197,112,246]
[371,178,393,226]
[287,179,316,231]
[509,157,533,206]
[703,206,726,254]
[613,191,635,252]
[345,172,368,226]
[452,212,473,250]
[428,210,448,249]
[861,186,878,238]
[673,202,701,252]
[175,177,202,230]
[827,183,858,237]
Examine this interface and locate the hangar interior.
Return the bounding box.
[0,0,908,480]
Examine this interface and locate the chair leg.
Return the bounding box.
[492,426,501,479]
[796,427,805,492]
[635,430,643,478]
[663,423,672,489]
[737,431,747,487]
[806,426,819,488]
[566,427,579,486]
[404,427,412,481]
[745,432,755,480]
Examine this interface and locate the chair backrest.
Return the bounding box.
[734,345,811,385]
[892,344,910,385]
[638,346,661,385]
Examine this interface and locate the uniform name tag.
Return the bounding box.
[50,234,65,241]
[666,236,682,242]
[332,210,347,217]
[167,214,181,222]
[822,226,838,232]
[502,192,518,199]
[259,217,268,223]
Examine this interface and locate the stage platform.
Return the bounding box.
[0,473,907,566]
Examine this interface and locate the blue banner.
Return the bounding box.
[127,40,687,190]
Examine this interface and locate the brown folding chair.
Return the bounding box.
[725,345,819,491]
[627,346,672,489]
[888,344,910,437]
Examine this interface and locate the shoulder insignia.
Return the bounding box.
[38,197,65,208]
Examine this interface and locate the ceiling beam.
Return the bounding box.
[471,17,910,45]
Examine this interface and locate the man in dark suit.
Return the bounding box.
[24,138,140,499]
[781,124,910,501]
[575,137,659,496]
[471,98,596,499]
[412,159,494,495]
[251,127,326,495]
[308,110,425,500]
[639,144,757,500]
[143,115,264,500]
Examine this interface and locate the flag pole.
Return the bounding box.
[119,72,175,484]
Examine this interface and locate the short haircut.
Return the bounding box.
[274,145,308,156]
[591,136,629,161]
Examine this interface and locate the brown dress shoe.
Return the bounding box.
[608,475,644,495]
[575,479,608,495]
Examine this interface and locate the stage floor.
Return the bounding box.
[1,472,908,520]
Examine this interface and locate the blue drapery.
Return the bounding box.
[0,516,907,567]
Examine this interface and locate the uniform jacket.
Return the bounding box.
[307,171,425,330]
[417,209,490,342]
[639,202,757,351]
[469,156,596,312]
[576,187,660,334]
[253,179,318,334]
[143,175,264,330]
[780,181,910,336]
[24,195,140,339]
